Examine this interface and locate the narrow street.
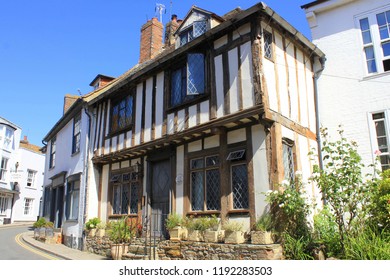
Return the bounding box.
[0,225,62,260]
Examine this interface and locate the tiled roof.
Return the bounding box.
[20,141,44,154]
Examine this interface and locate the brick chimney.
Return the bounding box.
[164,14,180,47]
[63,94,79,115]
[139,17,163,64]
[89,74,115,90]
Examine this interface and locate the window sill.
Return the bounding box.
[108,214,138,219]
[362,71,390,81]
[167,94,209,114]
[106,126,133,139]
[65,219,78,223]
[227,209,250,215]
[25,187,37,190]
[186,211,221,216]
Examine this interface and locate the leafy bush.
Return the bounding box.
[222,220,243,232]
[207,215,220,231]
[33,217,48,228]
[107,217,133,244]
[85,217,101,230]
[255,212,273,232]
[282,232,314,260]
[344,227,390,260]
[165,213,182,230]
[313,207,342,258]
[184,216,210,231]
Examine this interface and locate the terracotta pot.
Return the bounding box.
[111,244,129,260]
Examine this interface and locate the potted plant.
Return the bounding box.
[96,222,107,238]
[251,213,274,245]
[203,215,224,243]
[222,220,245,244]
[33,217,49,240]
[108,217,132,260]
[85,217,101,237]
[166,213,186,241]
[184,216,208,242]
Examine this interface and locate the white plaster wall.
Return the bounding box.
[175,145,184,216]
[307,0,390,174]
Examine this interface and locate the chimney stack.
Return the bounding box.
[164,14,180,47]
[139,17,163,64]
[63,94,79,115]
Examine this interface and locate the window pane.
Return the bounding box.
[283,143,295,184]
[191,171,204,211]
[171,68,183,106]
[193,20,207,37]
[121,184,130,214]
[191,158,204,169]
[71,189,79,219]
[379,26,389,40]
[206,169,220,211]
[377,12,387,26]
[364,47,377,73]
[264,31,273,59]
[180,33,188,46]
[359,18,370,31]
[130,182,138,214]
[362,31,372,44]
[206,156,219,167]
[126,96,133,125]
[232,164,249,209]
[382,41,390,56]
[187,53,205,95]
[113,185,121,214]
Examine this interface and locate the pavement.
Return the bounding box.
[1,222,108,260]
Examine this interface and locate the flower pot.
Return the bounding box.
[97,229,106,238]
[224,231,245,244]
[187,229,203,242]
[169,226,187,241]
[111,244,129,260]
[39,227,46,240]
[251,231,273,245]
[88,228,96,237]
[204,230,224,243]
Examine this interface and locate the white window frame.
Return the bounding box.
[0,195,9,215]
[356,5,390,76]
[4,127,14,151]
[23,198,34,216]
[0,157,9,182]
[27,169,37,188]
[368,110,390,171]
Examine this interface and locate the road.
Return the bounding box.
[0,225,61,260]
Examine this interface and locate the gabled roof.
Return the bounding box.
[83,3,324,108]
[89,74,115,87]
[19,141,44,154]
[174,5,225,35]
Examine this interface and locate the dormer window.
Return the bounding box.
[179,20,208,46]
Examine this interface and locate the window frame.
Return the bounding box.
[282,139,296,186]
[110,170,139,216]
[263,30,274,61]
[189,154,221,213]
[0,195,9,215]
[23,198,34,216]
[179,19,208,47]
[169,52,208,109]
[49,137,56,169]
[370,110,390,171]
[4,127,14,151]
[65,179,80,220]
[227,148,249,211]
[72,113,81,154]
[0,157,9,182]
[109,91,135,135]
[26,169,37,188]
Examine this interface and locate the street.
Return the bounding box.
[0,225,61,260]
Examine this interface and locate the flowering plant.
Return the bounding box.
[264,175,312,239]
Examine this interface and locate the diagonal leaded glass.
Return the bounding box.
[193,20,207,38]
[191,171,204,211]
[121,183,130,214]
[232,164,249,209]
[206,169,220,210]
[187,53,205,95]
[171,67,186,106]
[283,143,295,185]
[112,185,121,214]
[264,31,273,59]
[130,182,138,214]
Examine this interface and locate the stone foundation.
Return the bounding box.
[85,237,283,260]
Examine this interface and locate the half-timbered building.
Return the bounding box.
[82,2,325,236]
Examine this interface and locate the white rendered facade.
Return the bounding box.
[303,0,390,173]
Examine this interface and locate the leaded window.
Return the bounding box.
[112,171,139,215]
[283,140,295,185]
[111,94,134,133]
[190,155,220,211]
[231,164,249,209]
[179,20,208,46]
[264,31,273,59]
[171,53,205,107]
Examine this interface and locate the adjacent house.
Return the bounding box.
[11,136,45,223]
[82,2,325,237]
[302,0,390,173]
[0,117,44,225]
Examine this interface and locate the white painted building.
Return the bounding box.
[302,0,390,173]
[11,136,45,223]
[83,3,325,236]
[0,117,45,225]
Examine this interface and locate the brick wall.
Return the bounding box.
[139,17,163,64]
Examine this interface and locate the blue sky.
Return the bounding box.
[0,0,312,146]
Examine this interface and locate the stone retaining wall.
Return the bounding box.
[85,236,283,260]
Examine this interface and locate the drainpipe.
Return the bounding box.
[80,103,92,250]
[313,55,326,204]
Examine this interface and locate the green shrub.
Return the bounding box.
[165,213,182,230]
[255,212,273,232]
[282,232,314,260]
[222,220,243,232]
[85,217,101,230]
[207,215,220,231]
[313,207,342,258]
[344,227,390,260]
[33,217,48,228]
[107,217,133,244]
